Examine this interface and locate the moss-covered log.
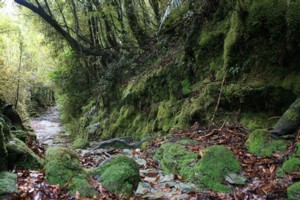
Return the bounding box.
[270,98,300,136]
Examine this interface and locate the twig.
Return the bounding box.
[227,129,246,137]
[197,129,218,141]
[211,72,227,123]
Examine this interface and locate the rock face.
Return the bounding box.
[271,98,300,136]
[96,155,140,198]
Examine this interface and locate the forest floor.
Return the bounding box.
[12,108,300,200]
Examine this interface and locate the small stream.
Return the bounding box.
[29,107,70,146]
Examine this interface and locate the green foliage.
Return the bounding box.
[45,146,83,185]
[96,155,140,198]
[153,142,198,179]
[0,172,18,195]
[287,182,300,200]
[246,129,287,156]
[6,137,43,169]
[192,145,242,193]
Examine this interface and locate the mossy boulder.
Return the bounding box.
[68,175,98,197]
[271,97,300,136]
[246,129,287,156]
[96,155,140,198]
[45,146,83,185]
[192,145,242,193]
[0,172,19,197]
[11,129,36,143]
[6,137,43,169]
[153,142,198,179]
[72,137,89,149]
[45,147,98,197]
[278,157,300,177]
[0,124,8,171]
[287,182,300,200]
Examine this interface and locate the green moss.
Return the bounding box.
[0,117,11,140]
[96,155,140,198]
[69,175,98,197]
[287,182,300,200]
[181,79,191,96]
[0,124,7,171]
[192,145,242,193]
[153,142,198,179]
[6,137,43,169]
[11,130,36,143]
[282,72,300,96]
[0,172,18,195]
[241,112,277,131]
[72,137,89,149]
[157,99,179,132]
[278,158,300,177]
[246,129,287,156]
[45,146,83,185]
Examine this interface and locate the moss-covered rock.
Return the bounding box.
[0,172,19,196]
[241,112,277,132]
[246,129,287,156]
[68,175,98,197]
[0,124,8,171]
[278,157,300,177]
[45,146,83,185]
[45,147,98,197]
[287,182,300,200]
[11,129,37,143]
[153,142,198,179]
[96,155,140,198]
[6,137,43,169]
[192,145,242,193]
[72,137,89,149]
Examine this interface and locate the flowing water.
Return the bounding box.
[29,107,70,146]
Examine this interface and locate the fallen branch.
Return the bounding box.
[211,72,227,123]
[93,136,156,150]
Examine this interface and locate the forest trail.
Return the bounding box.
[29,107,70,147]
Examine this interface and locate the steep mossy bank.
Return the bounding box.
[66,0,300,142]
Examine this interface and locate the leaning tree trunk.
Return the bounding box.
[270,97,300,136]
